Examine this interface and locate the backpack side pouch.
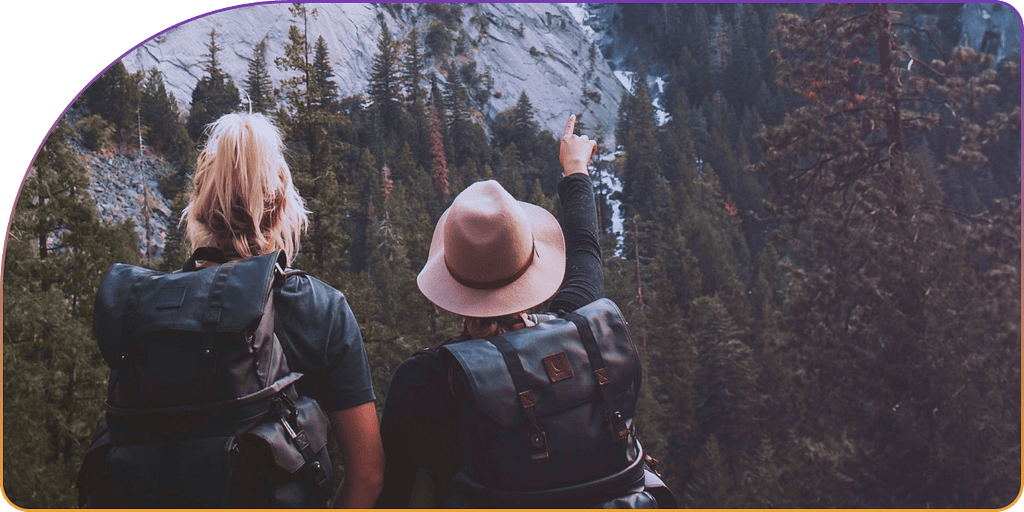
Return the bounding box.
[243,394,334,507]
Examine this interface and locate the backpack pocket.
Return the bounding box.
[243,394,334,507]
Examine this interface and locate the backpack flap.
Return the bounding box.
[95,251,284,354]
[441,298,640,428]
[440,298,642,492]
[94,251,288,408]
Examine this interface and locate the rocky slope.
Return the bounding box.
[87,150,175,259]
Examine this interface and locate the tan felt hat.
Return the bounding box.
[417,180,566,318]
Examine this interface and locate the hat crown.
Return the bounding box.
[443,181,534,289]
[417,179,565,318]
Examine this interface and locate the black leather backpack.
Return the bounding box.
[439,298,676,508]
[76,249,333,508]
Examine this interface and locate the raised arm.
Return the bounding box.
[549,115,603,313]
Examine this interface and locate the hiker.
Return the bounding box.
[377,115,672,508]
[79,112,384,508]
[184,112,384,507]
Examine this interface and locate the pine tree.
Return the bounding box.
[275,3,355,295]
[243,37,276,113]
[708,11,732,75]
[618,61,663,219]
[684,5,714,103]
[313,36,340,111]
[510,91,540,162]
[367,20,403,160]
[76,61,141,146]
[401,28,425,105]
[442,70,474,166]
[139,68,193,170]
[492,91,536,160]
[186,29,241,142]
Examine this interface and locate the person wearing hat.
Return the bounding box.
[183,112,385,508]
[376,114,602,507]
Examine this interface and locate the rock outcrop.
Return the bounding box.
[123,3,627,145]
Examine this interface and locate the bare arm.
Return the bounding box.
[329,402,385,508]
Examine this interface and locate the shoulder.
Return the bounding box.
[281,271,344,299]
[275,272,352,317]
[392,349,447,385]
[383,348,453,421]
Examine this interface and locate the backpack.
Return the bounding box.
[75,249,333,508]
[439,298,676,508]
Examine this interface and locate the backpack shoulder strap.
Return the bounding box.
[561,311,630,441]
[487,334,550,461]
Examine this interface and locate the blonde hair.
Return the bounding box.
[183,113,308,265]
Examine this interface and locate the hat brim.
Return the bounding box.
[417,201,566,318]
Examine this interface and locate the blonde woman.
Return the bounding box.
[377,115,605,507]
[184,112,384,508]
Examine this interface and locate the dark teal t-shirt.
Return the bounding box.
[274,273,376,412]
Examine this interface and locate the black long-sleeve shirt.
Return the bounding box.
[375,173,602,508]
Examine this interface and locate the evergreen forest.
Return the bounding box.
[3,3,1020,508]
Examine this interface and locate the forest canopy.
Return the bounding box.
[3,3,1020,508]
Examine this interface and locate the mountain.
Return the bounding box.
[85,2,1022,259]
[122,3,627,145]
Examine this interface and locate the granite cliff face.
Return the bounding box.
[122,3,627,145]
[959,2,1022,63]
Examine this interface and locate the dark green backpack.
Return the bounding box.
[76,249,333,508]
[440,298,676,508]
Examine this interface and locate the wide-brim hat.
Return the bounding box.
[417,180,566,318]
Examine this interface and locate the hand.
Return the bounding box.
[560,114,597,177]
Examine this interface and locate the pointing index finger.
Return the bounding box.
[563,114,576,139]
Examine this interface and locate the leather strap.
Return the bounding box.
[199,261,236,372]
[276,393,331,503]
[116,274,146,380]
[489,335,550,461]
[563,311,630,441]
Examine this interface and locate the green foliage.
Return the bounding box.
[4,120,142,508]
[424,21,452,59]
[368,21,404,159]
[140,68,194,164]
[8,6,1017,509]
[755,4,1021,507]
[76,61,141,146]
[186,29,241,142]
[422,3,463,31]
[74,114,115,153]
[244,37,276,113]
